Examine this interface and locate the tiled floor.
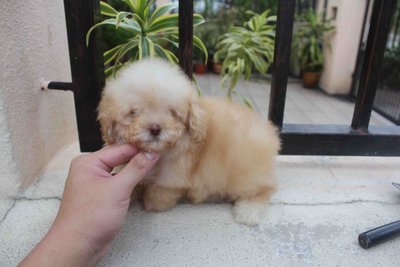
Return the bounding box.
[196,74,394,126]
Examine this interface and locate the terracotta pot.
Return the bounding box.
[212,63,222,74]
[194,63,207,74]
[302,71,321,88]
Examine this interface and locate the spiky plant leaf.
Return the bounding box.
[100,1,118,17]
[87,0,207,77]
[214,9,276,104]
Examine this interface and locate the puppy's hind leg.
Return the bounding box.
[232,186,275,226]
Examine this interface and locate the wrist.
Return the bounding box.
[48,218,105,265]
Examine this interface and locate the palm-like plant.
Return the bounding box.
[293,9,335,72]
[87,0,208,77]
[214,10,276,101]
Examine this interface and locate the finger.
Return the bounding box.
[92,144,139,170]
[114,152,159,190]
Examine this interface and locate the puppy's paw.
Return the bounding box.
[232,200,267,226]
[143,186,183,212]
[143,198,175,212]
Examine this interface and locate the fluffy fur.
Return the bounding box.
[98,58,280,225]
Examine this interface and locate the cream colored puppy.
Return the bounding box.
[98,58,280,225]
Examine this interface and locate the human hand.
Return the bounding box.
[19,144,158,267]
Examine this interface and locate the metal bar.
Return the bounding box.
[322,0,329,20]
[46,82,74,91]
[268,0,296,129]
[374,91,400,125]
[281,124,400,156]
[305,0,309,10]
[312,0,317,11]
[351,0,397,132]
[178,0,193,79]
[297,0,302,15]
[391,3,400,48]
[350,0,371,96]
[63,0,105,152]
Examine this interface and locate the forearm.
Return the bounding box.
[18,220,102,267]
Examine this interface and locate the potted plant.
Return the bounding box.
[194,2,239,75]
[193,49,208,74]
[214,10,276,105]
[293,9,335,88]
[209,7,241,74]
[212,60,222,74]
[87,0,208,77]
[193,24,211,74]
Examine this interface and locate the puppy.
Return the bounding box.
[98,58,280,225]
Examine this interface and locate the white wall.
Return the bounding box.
[318,0,368,94]
[0,0,78,197]
[0,96,19,198]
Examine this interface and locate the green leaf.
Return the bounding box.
[143,0,156,19]
[122,18,142,32]
[266,15,277,22]
[115,12,132,29]
[86,19,117,46]
[105,63,128,78]
[104,44,123,65]
[148,13,179,33]
[154,36,178,48]
[193,35,208,64]
[154,44,169,60]
[135,0,147,18]
[163,49,179,63]
[131,13,145,29]
[214,9,276,97]
[138,36,155,60]
[147,37,156,57]
[86,18,141,46]
[193,14,206,26]
[113,39,139,76]
[100,1,118,17]
[241,96,254,109]
[191,76,202,96]
[92,0,208,78]
[293,8,335,71]
[149,3,178,23]
[154,43,178,63]
[121,0,135,12]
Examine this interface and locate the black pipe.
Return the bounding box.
[358,220,400,249]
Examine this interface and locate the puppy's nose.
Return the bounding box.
[149,124,162,137]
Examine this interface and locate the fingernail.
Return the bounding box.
[144,152,159,161]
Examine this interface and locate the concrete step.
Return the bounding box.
[1,142,399,266]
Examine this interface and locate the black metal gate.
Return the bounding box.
[352,0,400,125]
[54,0,400,156]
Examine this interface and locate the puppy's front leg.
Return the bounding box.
[232,186,275,226]
[143,184,185,212]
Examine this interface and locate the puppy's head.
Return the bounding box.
[98,58,205,153]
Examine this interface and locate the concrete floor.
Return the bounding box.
[1,75,399,266]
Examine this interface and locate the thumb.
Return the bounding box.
[114,152,159,190]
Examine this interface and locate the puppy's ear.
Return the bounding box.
[98,116,117,144]
[97,95,117,144]
[186,99,207,143]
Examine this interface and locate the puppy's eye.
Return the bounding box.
[127,109,137,116]
[169,109,179,118]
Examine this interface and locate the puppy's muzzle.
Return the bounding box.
[149,123,162,137]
